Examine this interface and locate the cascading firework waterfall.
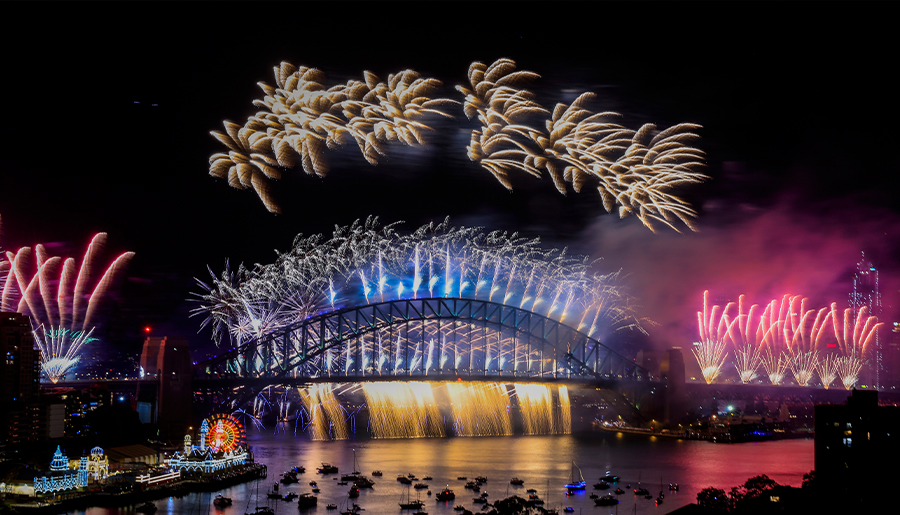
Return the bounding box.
[362,382,444,439]
[445,381,513,437]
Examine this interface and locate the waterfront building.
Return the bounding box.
[166,416,250,474]
[32,446,89,494]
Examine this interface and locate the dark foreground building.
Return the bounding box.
[815,389,900,488]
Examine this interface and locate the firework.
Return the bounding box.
[210,62,458,213]
[1,234,133,383]
[725,295,762,383]
[362,382,444,439]
[817,353,840,389]
[459,58,708,232]
[829,304,882,389]
[691,290,729,384]
[193,217,644,364]
[445,381,513,437]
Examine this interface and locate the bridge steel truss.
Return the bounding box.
[194,298,650,411]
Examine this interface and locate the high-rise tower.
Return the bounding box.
[849,252,882,389]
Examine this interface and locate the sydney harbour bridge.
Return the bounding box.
[190,297,657,438]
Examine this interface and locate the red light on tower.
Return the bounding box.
[144,326,152,334]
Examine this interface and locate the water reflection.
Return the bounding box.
[79,433,812,515]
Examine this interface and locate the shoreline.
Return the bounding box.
[8,464,267,514]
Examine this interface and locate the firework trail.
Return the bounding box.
[193,217,644,360]
[210,61,706,231]
[692,290,729,384]
[1,233,133,382]
[829,304,882,389]
[209,62,458,213]
[459,58,708,232]
[817,353,840,390]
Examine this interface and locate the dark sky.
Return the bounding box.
[1,3,898,361]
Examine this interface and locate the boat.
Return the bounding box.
[633,487,649,496]
[309,481,318,486]
[249,508,274,515]
[526,488,537,494]
[526,494,543,505]
[593,481,610,490]
[312,488,320,493]
[292,466,306,474]
[589,494,598,499]
[456,477,467,480]
[267,492,282,499]
[614,487,625,495]
[601,473,619,482]
[354,476,375,488]
[348,487,360,498]
[427,491,432,496]
[214,496,233,508]
[297,493,318,509]
[436,488,455,501]
[412,512,428,515]
[136,503,158,513]
[371,471,383,476]
[594,495,618,506]
[472,497,487,504]
[510,477,524,485]
[563,508,574,513]
[318,462,339,474]
[338,481,348,485]
[423,476,433,481]
[655,495,664,505]
[399,487,425,509]
[669,483,679,491]
[283,493,298,501]
[281,474,299,484]
[564,462,586,491]
[398,476,412,485]
[453,506,465,511]
[414,483,429,489]
[273,482,280,492]
[474,476,487,483]
[326,504,338,510]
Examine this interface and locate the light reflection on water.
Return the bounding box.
[80,431,813,515]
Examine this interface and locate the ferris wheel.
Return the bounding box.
[202,413,246,453]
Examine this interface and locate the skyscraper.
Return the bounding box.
[849,252,882,389]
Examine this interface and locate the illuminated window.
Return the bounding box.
[842,437,852,447]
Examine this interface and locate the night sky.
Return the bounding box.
[2,3,898,362]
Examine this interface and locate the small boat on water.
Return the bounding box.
[456,477,467,480]
[355,476,375,488]
[309,481,317,486]
[601,472,619,482]
[414,483,429,489]
[510,477,524,485]
[348,487,360,498]
[594,495,618,506]
[283,493,298,501]
[423,476,433,481]
[474,476,487,483]
[564,462,586,491]
[136,503,158,514]
[248,508,274,515]
[312,488,320,493]
[372,471,383,476]
[318,462,339,474]
[326,504,338,510]
[526,488,537,494]
[669,483,679,491]
[436,488,455,501]
[399,487,425,510]
[267,492,282,499]
[213,495,233,508]
[297,493,318,509]
[453,506,465,511]
[593,481,610,490]
[563,508,574,513]
[292,466,306,474]
[614,487,625,495]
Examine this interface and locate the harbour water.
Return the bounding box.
[77,431,813,515]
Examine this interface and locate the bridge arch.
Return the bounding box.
[196,298,647,381]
